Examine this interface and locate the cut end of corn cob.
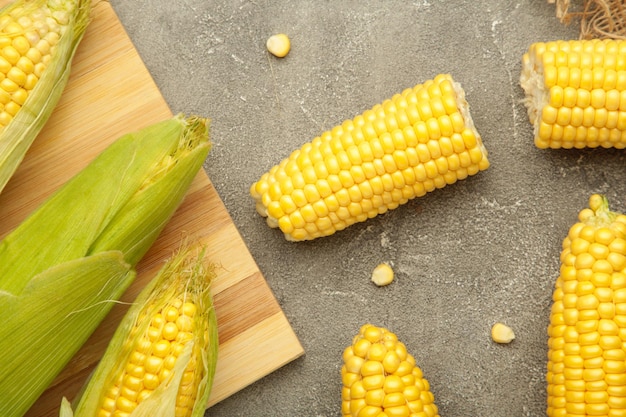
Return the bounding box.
[69,245,218,417]
[250,74,490,241]
[520,39,626,149]
[547,194,626,416]
[341,324,440,417]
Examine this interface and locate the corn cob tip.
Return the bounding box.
[251,74,490,241]
[67,244,218,417]
[341,324,440,417]
[547,194,626,416]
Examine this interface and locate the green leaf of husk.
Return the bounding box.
[0,0,92,194]
[0,114,210,416]
[0,251,135,417]
[68,245,218,417]
[0,115,211,296]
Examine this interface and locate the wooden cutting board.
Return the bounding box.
[0,2,304,415]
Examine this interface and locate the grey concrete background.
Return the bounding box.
[107,1,626,416]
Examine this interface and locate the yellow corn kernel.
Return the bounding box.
[491,322,516,344]
[251,74,489,241]
[547,194,626,417]
[371,263,394,287]
[266,33,290,58]
[341,324,440,417]
[521,39,626,149]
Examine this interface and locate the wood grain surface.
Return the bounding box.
[0,1,303,415]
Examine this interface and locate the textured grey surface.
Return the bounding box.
[107,1,626,416]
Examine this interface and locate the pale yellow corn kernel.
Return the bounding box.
[491,322,515,344]
[4,101,19,117]
[23,73,37,90]
[7,66,26,87]
[0,56,10,75]
[12,36,29,55]
[372,263,394,287]
[25,46,41,64]
[266,33,290,58]
[0,110,12,126]
[33,61,45,78]
[1,45,19,65]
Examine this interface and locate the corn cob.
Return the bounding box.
[251,74,490,241]
[520,39,626,149]
[0,0,91,194]
[341,324,440,417]
[61,245,218,417]
[547,194,626,417]
[0,114,210,417]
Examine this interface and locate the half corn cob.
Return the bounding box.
[61,245,218,417]
[520,39,626,149]
[0,0,91,194]
[0,114,210,417]
[341,324,440,417]
[547,194,626,416]
[251,74,490,241]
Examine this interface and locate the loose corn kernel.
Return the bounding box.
[251,74,489,241]
[491,322,516,344]
[341,324,440,417]
[547,194,626,417]
[521,39,626,149]
[266,33,290,58]
[371,263,394,286]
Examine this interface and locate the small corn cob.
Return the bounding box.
[62,245,218,417]
[520,39,626,149]
[547,194,626,416]
[0,0,91,194]
[251,74,490,241]
[0,114,211,417]
[341,324,440,417]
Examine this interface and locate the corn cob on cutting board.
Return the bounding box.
[0,1,304,416]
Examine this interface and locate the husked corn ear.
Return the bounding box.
[520,39,626,149]
[64,246,218,417]
[547,194,626,417]
[251,74,490,241]
[0,0,91,194]
[0,115,211,417]
[341,324,440,417]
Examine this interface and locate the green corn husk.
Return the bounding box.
[0,114,211,417]
[60,244,218,417]
[0,0,91,194]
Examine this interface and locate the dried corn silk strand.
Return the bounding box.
[552,0,626,40]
